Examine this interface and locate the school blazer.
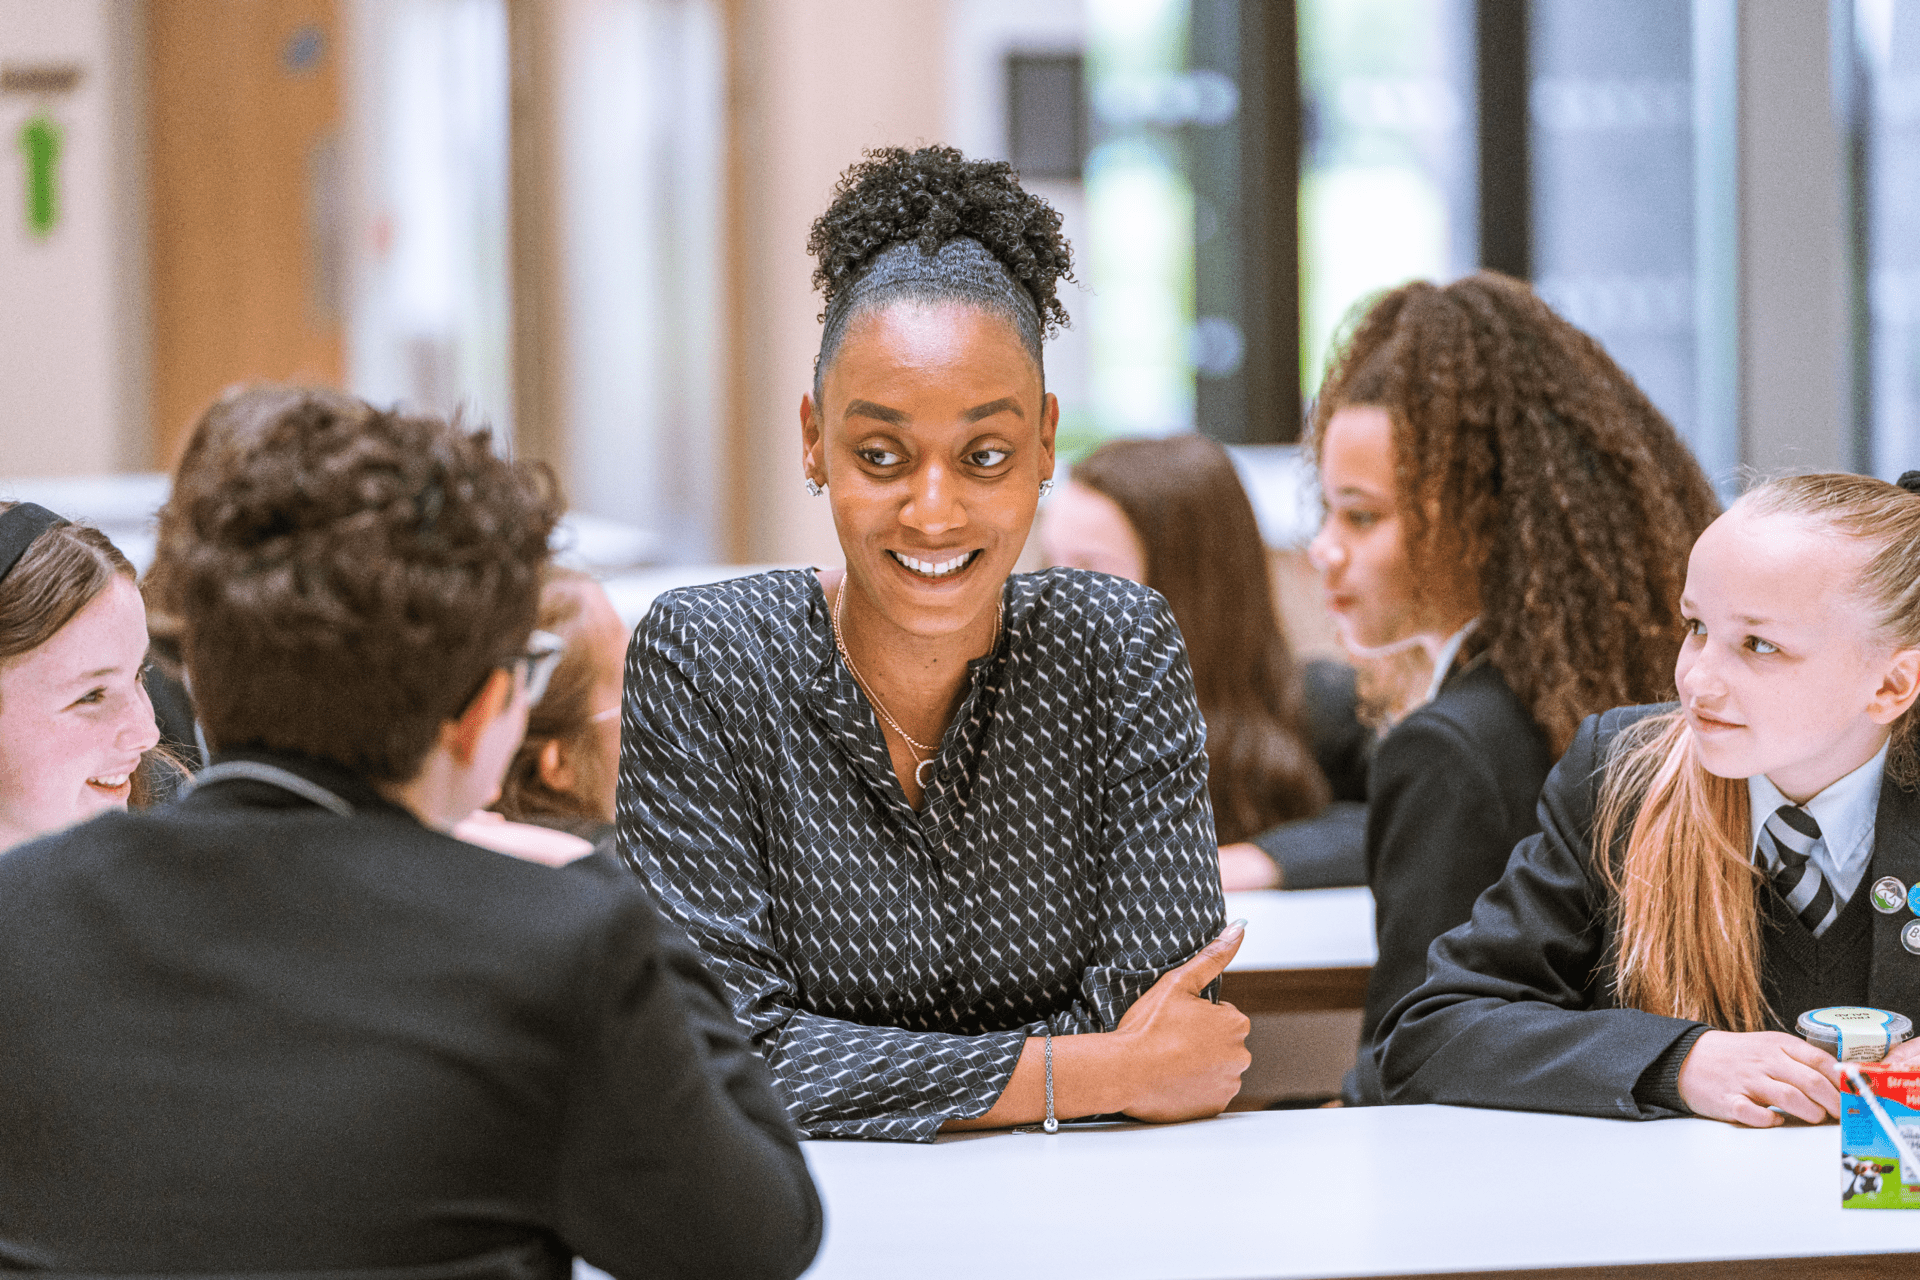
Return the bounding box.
[1348,658,1556,1103]
[1378,705,1920,1118]
[1252,660,1373,891]
[0,751,821,1280]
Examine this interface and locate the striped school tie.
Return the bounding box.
[1756,803,1838,938]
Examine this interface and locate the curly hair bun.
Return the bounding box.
[807,145,1074,338]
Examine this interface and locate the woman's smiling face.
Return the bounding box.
[803,300,1057,639]
[1677,505,1920,801]
[0,574,160,849]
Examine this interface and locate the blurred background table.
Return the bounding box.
[1223,887,1375,1109]
[1223,887,1375,1016]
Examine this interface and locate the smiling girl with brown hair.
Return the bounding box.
[0,502,161,853]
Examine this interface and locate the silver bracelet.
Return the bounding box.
[1043,1027,1058,1133]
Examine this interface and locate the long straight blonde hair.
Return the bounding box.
[1596,473,1920,1030]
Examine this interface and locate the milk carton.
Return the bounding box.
[1840,1064,1920,1209]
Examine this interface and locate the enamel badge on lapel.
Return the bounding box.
[1903,921,1920,957]
[1873,877,1908,914]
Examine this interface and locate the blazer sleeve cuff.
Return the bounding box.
[1632,1022,1711,1114]
[1250,803,1368,891]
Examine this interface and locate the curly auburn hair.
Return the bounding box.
[1310,272,1721,753]
[154,386,563,783]
[807,144,1074,335]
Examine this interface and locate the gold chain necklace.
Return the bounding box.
[831,578,1003,789]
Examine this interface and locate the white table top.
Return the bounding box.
[799,1105,1920,1278]
[1225,887,1376,973]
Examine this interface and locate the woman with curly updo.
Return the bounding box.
[1309,273,1721,1104]
[621,146,1250,1141]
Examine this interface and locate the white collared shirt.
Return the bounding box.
[1421,617,1482,706]
[1747,740,1889,908]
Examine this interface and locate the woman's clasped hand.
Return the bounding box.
[945,922,1253,1131]
[1108,922,1255,1121]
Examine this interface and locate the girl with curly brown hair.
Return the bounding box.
[1308,272,1721,1104]
[621,145,1250,1141]
[1383,474,1920,1126]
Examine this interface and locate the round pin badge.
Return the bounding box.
[1874,877,1908,913]
[1903,920,1920,956]
[1909,882,1920,917]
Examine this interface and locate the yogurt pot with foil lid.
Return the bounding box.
[1797,1006,1915,1062]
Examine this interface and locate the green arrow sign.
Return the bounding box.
[19,113,62,238]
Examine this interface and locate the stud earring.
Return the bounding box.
[805,478,824,497]
[1038,479,1055,499]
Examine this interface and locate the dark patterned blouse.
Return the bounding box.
[616,568,1224,1142]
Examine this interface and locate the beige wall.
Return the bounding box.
[724,0,949,565]
[0,0,148,477]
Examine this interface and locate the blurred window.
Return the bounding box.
[348,0,513,433]
[1190,1,1301,445]
[1854,0,1920,477]
[1529,0,1701,452]
[1084,0,1198,444]
[556,0,724,563]
[1298,0,1475,399]
[1075,0,1731,465]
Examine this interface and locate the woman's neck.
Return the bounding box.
[824,570,999,743]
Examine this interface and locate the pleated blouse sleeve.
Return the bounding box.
[1063,591,1226,1029]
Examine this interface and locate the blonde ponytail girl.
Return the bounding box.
[1597,472,1920,1030]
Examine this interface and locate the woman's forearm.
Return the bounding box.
[945,925,1254,1131]
[940,1032,1137,1131]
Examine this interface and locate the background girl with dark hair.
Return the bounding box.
[1383,474,1920,1125]
[0,501,162,852]
[622,145,1250,1141]
[1043,433,1372,891]
[1307,272,1721,1104]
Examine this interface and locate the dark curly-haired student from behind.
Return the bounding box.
[619,145,1251,1142]
[0,386,821,1280]
[1306,274,1721,1104]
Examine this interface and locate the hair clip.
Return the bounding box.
[0,503,66,587]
